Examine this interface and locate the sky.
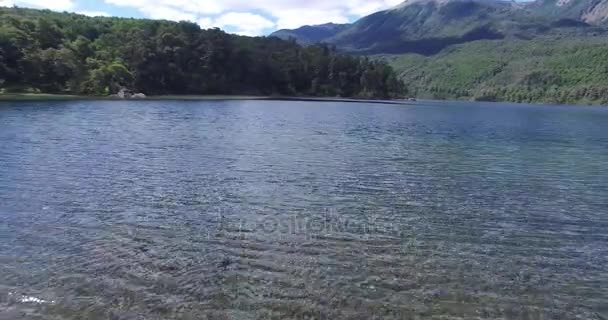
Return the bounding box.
[0,0,406,36]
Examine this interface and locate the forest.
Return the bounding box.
[0,7,405,99]
[388,37,608,105]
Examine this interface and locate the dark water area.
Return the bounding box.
[0,100,607,319]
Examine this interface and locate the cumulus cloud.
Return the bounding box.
[271,9,350,29]
[348,0,404,16]
[77,10,110,16]
[213,12,275,36]
[106,0,223,14]
[139,5,197,21]
[101,0,406,34]
[197,17,215,29]
[7,0,74,10]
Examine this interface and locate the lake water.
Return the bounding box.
[0,100,607,319]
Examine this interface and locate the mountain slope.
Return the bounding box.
[270,0,606,54]
[526,0,608,25]
[327,0,525,54]
[270,23,350,44]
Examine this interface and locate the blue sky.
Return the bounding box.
[0,0,408,35]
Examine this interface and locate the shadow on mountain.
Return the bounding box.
[358,25,505,55]
[550,18,591,28]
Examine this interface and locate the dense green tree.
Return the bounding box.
[83,62,133,95]
[0,25,29,86]
[23,47,79,92]
[0,7,404,99]
[34,18,63,49]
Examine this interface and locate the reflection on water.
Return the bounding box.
[0,100,607,319]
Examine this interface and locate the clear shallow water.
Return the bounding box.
[0,100,606,319]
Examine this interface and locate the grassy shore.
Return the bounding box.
[0,93,412,105]
[0,93,90,101]
[0,93,270,101]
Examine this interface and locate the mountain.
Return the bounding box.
[527,0,608,25]
[325,0,526,54]
[270,0,607,55]
[270,23,350,44]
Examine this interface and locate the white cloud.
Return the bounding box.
[213,12,275,36]
[349,0,404,17]
[0,0,15,7]
[9,0,74,10]
[348,0,405,16]
[272,9,349,29]
[101,0,407,34]
[197,17,215,29]
[139,5,196,21]
[105,0,223,14]
[77,10,110,17]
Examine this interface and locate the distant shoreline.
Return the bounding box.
[0,93,267,101]
[0,93,413,105]
[1,93,604,107]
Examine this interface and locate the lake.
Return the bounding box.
[0,100,607,319]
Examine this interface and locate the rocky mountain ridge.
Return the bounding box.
[270,0,608,54]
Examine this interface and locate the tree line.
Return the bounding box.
[0,7,405,99]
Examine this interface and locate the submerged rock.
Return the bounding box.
[219,257,233,270]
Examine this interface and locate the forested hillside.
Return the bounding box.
[388,38,608,105]
[270,0,608,105]
[0,7,404,98]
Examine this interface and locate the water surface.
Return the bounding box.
[0,100,607,319]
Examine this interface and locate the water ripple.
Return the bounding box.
[0,100,607,319]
